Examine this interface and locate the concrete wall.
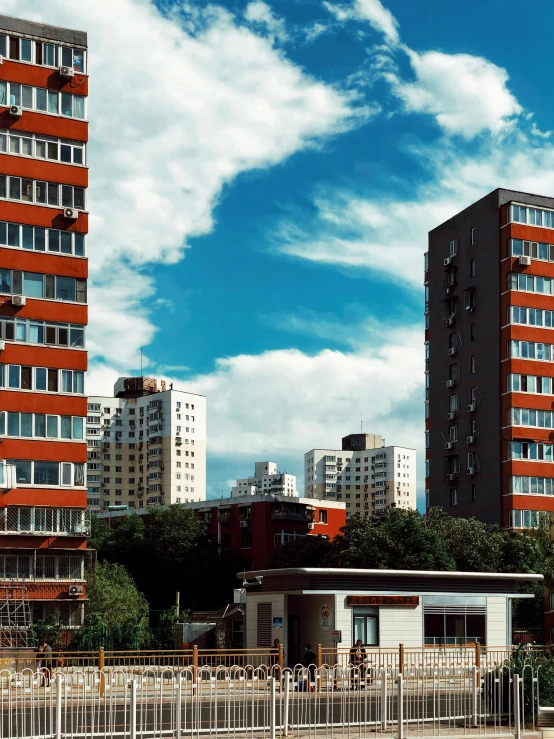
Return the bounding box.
[486,596,508,646]
[244,593,285,649]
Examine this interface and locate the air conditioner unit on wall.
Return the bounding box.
[64,208,79,220]
[59,65,75,78]
[444,256,454,267]
[467,435,476,445]
[446,379,455,388]
[444,441,455,450]
[239,520,248,528]
[447,411,457,421]
[68,585,83,597]
[12,296,26,306]
[308,522,315,530]
[446,473,459,482]
[467,466,476,476]
[448,347,458,357]
[9,105,22,117]
[468,403,477,413]
[519,255,532,267]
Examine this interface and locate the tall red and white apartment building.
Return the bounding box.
[0,15,88,641]
[426,189,554,529]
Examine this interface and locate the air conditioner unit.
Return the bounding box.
[239,520,248,528]
[446,379,455,388]
[59,65,75,78]
[446,473,459,482]
[448,347,458,356]
[444,256,454,267]
[444,285,452,295]
[68,585,83,597]
[445,316,455,326]
[64,208,79,220]
[467,435,476,445]
[447,411,457,421]
[9,105,22,117]
[444,441,455,450]
[0,56,4,65]
[12,295,26,307]
[468,403,477,413]
[467,466,476,476]
[0,341,5,352]
[519,255,532,267]
[308,522,315,530]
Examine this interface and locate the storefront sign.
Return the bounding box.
[319,603,332,630]
[347,595,419,607]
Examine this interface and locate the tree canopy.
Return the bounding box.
[89,506,245,613]
[275,507,554,630]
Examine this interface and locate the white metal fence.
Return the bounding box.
[0,664,540,738]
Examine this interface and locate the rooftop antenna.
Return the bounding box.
[360,414,364,433]
[140,345,143,377]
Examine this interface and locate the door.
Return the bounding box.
[288,615,300,667]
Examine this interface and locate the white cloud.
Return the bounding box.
[0,0,364,370]
[244,1,287,43]
[324,0,399,45]
[389,50,522,138]
[186,323,422,458]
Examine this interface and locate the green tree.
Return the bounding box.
[86,561,149,631]
[332,509,456,571]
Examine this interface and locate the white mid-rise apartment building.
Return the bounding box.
[304,433,416,517]
[231,461,297,498]
[86,377,206,513]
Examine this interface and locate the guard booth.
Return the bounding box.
[239,567,543,666]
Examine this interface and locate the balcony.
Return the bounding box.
[271,503,313,522]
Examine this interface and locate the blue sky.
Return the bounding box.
[6,0,554,505]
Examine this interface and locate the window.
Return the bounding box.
[510,305,554,330]
[509,509,546,529]
[510,205,554,230]
[471,227,475,245]
[353,608,378,646]
[510,340,554,362]
[449,239,457,257]
[450,488,458,506]
[0,129,85,166]
[6,460,84,487]
[471,355,476,374]
[464,288,475,312]
[509,272,554,296]
[0,364,83,394]
[0,269,86,303]
[0,80,85,119]
[0,174,85,210]
[0,317,84,348]
[0,412,83,440]
[470,323,475,341]
[424,604,485,646]
[470,259,475,277]
[449,395,458,412]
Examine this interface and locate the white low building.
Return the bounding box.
[240,567,542,665]
[231,461,297,498]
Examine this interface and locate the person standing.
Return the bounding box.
[349,639,366,689]
[37,639,53,687]
[303,644,317,691]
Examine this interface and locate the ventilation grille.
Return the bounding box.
[257,603,272,647]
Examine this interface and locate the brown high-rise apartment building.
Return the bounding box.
[0,16,88,642]
[426,189,554,528]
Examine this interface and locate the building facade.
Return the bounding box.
[304,433,416,516]
[99,494,346,571]
[231,461,297,498]
[87,377,206,513]
[0,15,89,638]
[426,188,554,527]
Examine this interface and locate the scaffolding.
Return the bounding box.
[0,583,31,648]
